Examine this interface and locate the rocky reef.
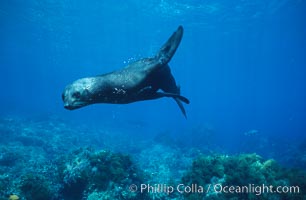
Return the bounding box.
[0,116,305,200]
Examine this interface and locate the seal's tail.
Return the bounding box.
[155,26,183,65]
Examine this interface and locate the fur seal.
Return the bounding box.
[62,26,189,117]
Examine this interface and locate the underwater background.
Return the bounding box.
[1,0,306,199]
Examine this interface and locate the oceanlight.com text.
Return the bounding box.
[211,184,300,195]
[129,183,300,196]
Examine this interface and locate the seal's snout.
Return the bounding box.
[64,104,72,110]
[63,100,86,110]
[62,92,70,109]
[63,102,78,110]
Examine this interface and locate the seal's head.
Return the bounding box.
[62,77,96,110]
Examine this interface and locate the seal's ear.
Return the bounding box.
[83,89,90,98]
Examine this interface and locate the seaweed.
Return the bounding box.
[19,173,52,200]
[182,154,306,200]
[60,147,148,199]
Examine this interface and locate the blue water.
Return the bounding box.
[1,1,306,158]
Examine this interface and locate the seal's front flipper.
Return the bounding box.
[155,26,183,65]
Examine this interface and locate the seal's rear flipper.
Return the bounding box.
[157,92,189,118]
[155,26,183,65]
[174,98,187,118]
[158,92,189,104]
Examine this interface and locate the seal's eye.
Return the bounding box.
[73,91,81,98]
